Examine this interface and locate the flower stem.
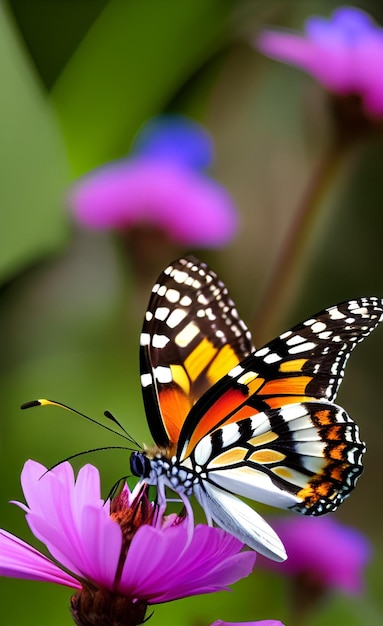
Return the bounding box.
[251,135,350,344]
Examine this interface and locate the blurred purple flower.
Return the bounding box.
[210,619,283,626]
[68,116,238,247]
[257,7,383,117]
[259,516,371,595]
[0,460,256,625]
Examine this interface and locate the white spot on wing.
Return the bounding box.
[152,334,170,348]
[167,308,187,328]
[172,269,188,284]
[228,364,245,378]
[154,366,172,384]
[221,423,241,448]
[311,321,327,333]
[140,332,150,346]
[288,341,316,354]
[194,438,213,466]
[154,306,169,321]
[264,352,282,364]
[180,295,192,306]
[141,373,153,387]
[286,335,305,346]
[328,307,346,320]
[165,289,180,303]
[175,322,199,347]
[256,347,270,357]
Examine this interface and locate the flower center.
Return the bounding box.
[109,485,154,587]
[70,585,148,626]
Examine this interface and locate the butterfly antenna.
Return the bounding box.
[39,445,134,478]
[105,476,128,502]
[21,399,133,443]
[103,409,140,447]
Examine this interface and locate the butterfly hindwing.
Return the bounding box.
[140,256,254,448]
[190,401,365,516]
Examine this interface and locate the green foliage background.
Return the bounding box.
[1,1,383,624]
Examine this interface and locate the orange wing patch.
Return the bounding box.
[278,358,308,373]
[183,388,249,458]
[262,395,316,409]
[158,388,192,444]
[260,376,313,396]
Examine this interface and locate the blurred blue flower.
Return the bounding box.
[257,7,383,117]
[68,115,238,247]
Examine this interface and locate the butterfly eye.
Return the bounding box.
[130,452,151,478]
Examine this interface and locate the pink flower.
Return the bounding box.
[0,460,256,625]
[211,621,284,626]
[68,115,238,247]
[257,7,383,117]
[259,516,371,595]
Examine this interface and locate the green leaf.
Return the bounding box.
[51,0,233,174]
[0,4,70,283]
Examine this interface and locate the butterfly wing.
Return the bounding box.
[189,400,364,560]
[178,297,383,459]
[195,479,288,561]
[140,256,254,448]
[190,401,365,515]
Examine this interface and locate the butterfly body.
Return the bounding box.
[131,256,382,561]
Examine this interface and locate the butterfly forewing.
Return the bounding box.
[178,297,383,459]
[140,256,254,448]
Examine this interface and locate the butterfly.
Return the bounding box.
[130,256,383,561]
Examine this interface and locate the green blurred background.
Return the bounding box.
[1,1,383,624]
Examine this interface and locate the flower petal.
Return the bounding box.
[211,622,285,626]
[256,7,383,117]
[259,516,371,595]
[0,529,80,588]
[119,521,256,602]
[15,460,122,589]
[69,160,238,247]
[211,621,285,626]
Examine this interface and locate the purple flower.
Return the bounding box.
[68,116,238,247]
[211,621,284,626]
[0,460,256,625]
[257,7,383,117]
[259,516,371,595]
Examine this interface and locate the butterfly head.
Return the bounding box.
[130,451,152,480]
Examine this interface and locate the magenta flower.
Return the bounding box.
[258,516,371,595]
[257,7,383,117]
[211,621,284,626]
[68,115,238,247]
[0,460,256,625]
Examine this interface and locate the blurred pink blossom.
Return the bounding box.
[210,619,283,626]
[69,116,238,247]
[257,7,383,117]
[259,516,371,595]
